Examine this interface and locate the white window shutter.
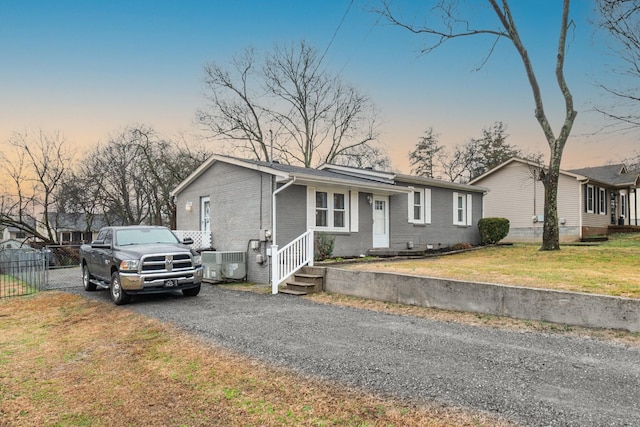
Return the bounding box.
[307,186,316,228]
[466,194,473,226]
[452,192,458,224]
[424,188,431,224]
[350,191,359,232]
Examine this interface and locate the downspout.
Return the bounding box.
[271,176,296,295]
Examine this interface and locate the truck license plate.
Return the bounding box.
[164,279,177,287]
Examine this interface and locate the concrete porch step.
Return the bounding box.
[281,271,324,295]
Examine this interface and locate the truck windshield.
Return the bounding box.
[116,228,180,246]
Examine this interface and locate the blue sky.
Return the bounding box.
[0,0,634,173]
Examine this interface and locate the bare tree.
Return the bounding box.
[197,41,386,168]
[0,130,75,244]
[71,126,210,228]
[595,0,640,131]
[332,143,391,170]
[378,0,577,250]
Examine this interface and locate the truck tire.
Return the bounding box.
[182,284,201,297]
[82,264,97,291]
[110,271,130,305]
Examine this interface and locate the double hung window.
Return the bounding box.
[453,192,473,226]
[408,188,431,224]
[311,188,349,231]
[586,185,594,213]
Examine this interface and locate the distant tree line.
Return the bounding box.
[0,127,209,245]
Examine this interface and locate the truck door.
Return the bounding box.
[93,229,113,281]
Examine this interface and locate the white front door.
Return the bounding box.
[372,195,389,248]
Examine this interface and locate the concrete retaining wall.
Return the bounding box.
[322,268,640,333]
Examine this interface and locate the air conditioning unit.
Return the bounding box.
[201,251,247,282]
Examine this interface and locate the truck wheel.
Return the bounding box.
[110,271,130,305]
[82,264,97,291]
[182,284,201,297]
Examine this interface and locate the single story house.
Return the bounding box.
[171,154,486,284]
[43,212,114,244]
[469,157,640,242]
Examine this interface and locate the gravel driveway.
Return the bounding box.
[63,282,640,427]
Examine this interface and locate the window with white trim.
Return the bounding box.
[453,192,473,226]
[408,188,431,224]
[309,187,349,231]
[620,192,627,218]
[586,184,594,213]
[598,188,606,215]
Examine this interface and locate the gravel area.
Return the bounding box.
[63,282,640,427]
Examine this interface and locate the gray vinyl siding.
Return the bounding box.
[331,192,372,256]
[274,184,307,247]
[282,189,372,258]
[174,161,273,283]
[473,161,583,242]
[389,187,482,249]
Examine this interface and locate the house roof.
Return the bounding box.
[468,157,587,185]
[172,154,486,197]
[469,157,640,189]
[46,212,113,231]
[568,164,640,187]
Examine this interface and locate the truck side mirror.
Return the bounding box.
[91,240,111,249]
[182,237,194,245]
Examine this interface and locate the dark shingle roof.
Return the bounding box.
[568,164,639,187]
[46,213,114,231]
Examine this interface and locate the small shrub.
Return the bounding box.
[314,232,335,261]
[477,217,510,244]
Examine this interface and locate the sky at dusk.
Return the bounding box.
[1,0,636,174]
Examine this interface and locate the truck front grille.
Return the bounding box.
[141,253,193,273]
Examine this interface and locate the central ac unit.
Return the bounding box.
[201,251,247,282]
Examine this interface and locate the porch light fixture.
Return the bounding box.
[185,201,193,212]
[367,195,373,205]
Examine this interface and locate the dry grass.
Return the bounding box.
[341,234,640,299]
[0,292,512,427]
[0,276,32,298]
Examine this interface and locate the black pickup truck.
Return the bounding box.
[80,226,203,305]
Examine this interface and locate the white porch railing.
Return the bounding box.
[271,230,314,294]
[172,230,212,250]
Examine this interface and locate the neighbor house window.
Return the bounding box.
[453,192,472,226]
[310,188,349,231]
[598,188,607,215]
[586,184,594,213]
[408,188,431,224]
[620,192,627,218]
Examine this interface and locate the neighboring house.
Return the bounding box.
[0,238,32,250]
[172,154,486,284]
[43,213,114,244]
[0,216,36,244]
[469,158,640,242]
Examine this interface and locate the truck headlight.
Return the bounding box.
[120,260,140,271]
[192,254,202,266]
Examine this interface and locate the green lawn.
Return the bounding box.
[344,233,640,298]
